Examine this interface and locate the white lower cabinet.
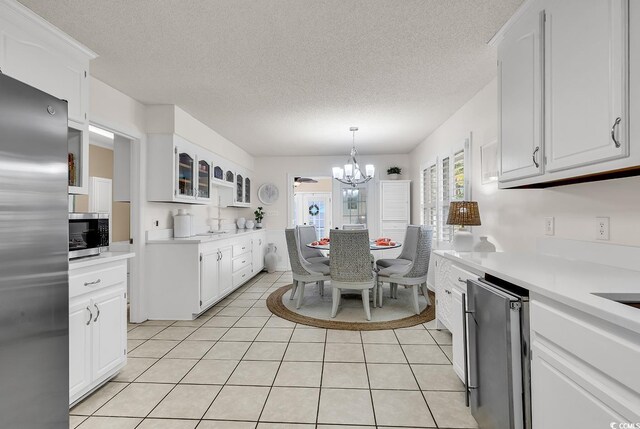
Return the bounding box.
[146,230,266,320]
[69,258,129,405]
[530,294,640,426]
[252,234,265,273]
[433,255,453,330]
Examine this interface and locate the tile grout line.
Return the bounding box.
[393,328,440,429]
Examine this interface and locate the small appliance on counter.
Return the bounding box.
[173,209,192,238]
[69,212,110,259]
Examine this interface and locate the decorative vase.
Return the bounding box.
[264,243,278,273]
[256,222,263,229]
[473,236,496,252]
[245,220,255,229]
[173,209,192,238]
[236,217,246,229]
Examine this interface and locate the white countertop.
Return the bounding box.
[69,251,135,270]
[435,250,640,334]
[147,228,265,244]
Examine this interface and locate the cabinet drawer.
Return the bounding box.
[70,263,127,298]
[233,266,252,287]
[232,255,251,273]
[531,298,640,395]
[233,241,251,257]
[450,264,478,292]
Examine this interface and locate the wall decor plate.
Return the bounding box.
[258,183,279,205]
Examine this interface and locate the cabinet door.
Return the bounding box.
[176,148,195,199]
[69,297,92,401]
[380,182,409,221]
[544,0,628,172]
[235,174,244,203]
[197,159,211,200]
[91,287,126,380]
[0,26,87,123]
[532,349,628,427]
[218,246,234,297]
[450,287,465,381]
[200,249,220,310]
[252,235,264,273]
[498,8,544,182]
[434,256,452,330]
[244,177,251,203]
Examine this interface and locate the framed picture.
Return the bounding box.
[481,140,498,184]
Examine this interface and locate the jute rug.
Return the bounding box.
[266,283,436,331]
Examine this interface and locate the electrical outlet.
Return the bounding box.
[544,217,555,236]
[154,220,159,228]
[596,217,610,240]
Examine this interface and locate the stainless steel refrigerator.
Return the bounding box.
[0,72,70,427]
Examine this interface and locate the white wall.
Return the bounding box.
[253,154,411,269]
[410,78,640,251]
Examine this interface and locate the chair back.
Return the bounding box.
[403,225,433,278]
[342,224,366,230]
[285,228,310,276]
[329,229,373,283]
[397,225,420,261]
[296,225,324,260]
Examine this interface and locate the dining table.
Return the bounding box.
[306,240,402,251]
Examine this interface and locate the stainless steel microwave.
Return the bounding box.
[69,213,109,259]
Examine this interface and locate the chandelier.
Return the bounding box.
[332,127,375,187]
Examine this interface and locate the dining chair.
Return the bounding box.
[285,229,331,308]
[329,229,377,320]
[375,225,420,270]
[342,223,366,230]
[376,225,433,314]
[296,225,330,265]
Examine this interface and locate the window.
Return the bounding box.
[422,163,438,238]
[420,140,470,242]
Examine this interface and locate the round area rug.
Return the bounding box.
[267,283,435,330]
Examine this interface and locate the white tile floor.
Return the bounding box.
[70,271,478,429]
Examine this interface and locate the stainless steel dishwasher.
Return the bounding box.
[463,276,531,429]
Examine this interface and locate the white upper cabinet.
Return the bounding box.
[495,0,633,187]
[544,0,628,172]
[0,0,97,195]
[498,7,544,182]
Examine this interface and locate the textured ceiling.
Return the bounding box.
[19,0,521,156]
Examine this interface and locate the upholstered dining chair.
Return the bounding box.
[329,229,377,321]
[296,225,330,265]
[375,225,420,271]
[285,228,331,309]
[376,225,433,314]
[342,224,366,230]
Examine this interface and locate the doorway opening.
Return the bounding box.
[70,124,139,321]
[292,176,333,238]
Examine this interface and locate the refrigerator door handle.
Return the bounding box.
[86,306,93,326]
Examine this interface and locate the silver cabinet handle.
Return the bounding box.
[532,146,540,168]
[458,277,466,284]
[84,279,101,286]
[611,117,621,148]
[93,304,100,322]
[85,306,93,326]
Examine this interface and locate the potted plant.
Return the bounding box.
[254,206,265,228]
[387,166,402,180]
